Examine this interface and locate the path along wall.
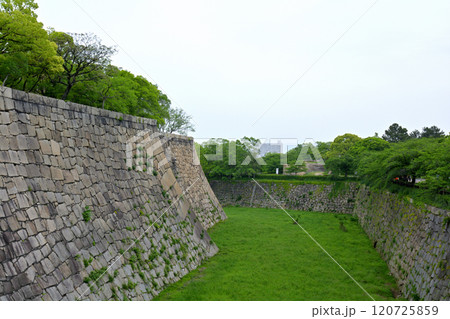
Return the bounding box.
[210,180,449,300]
[0,87,226,301]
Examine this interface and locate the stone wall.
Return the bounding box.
[0,87,226,300]
[210,180,449,300]
[354,186,449,301]
[209,180,358,214]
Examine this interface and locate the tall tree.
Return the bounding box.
[133,76,169,125]
[0,0,63,90]
[325,133,362,177]
[421,126,445,138]
[409,129,421,139]
[382,123,409,143]
[161,107,195,135]
[49,31,116,100]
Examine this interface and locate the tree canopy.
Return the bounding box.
[0,0,194,132]
[382,123,409,143]
[161,107,195,135]
[0,0,63,91]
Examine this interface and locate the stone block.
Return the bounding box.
[16,135,28,150]
[39,140,52,155]
[0,112,11,124]
[16,257,28,272]
[38,205,50,218]
[46,219,56,233]
[40,165,51,179]
[50,167,64,180]
[0,87,13,98]
[7,216,20,231]
[0,189,8,201]
[51,140,60,156]
[62,170,75,183]
[161,169,176,191]
[6,164,18,176]
[8,150,19,164]
[25,164,40,178]
[13,177,28,192]
[27,137,39,150]
[26,207,39,220]
[46,286,62,301]
[41,258,55,275]
[61,228,74,241]
[17,151,28,163]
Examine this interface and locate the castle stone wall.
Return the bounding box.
[0,87,226,300]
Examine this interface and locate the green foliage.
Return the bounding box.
[161,107,195,135]
[83,256,93,267]
[383,123,445,142]
[46,32,116,100]
[382,123,409,143]
[357,137,449,208]
[122,280,137,290]
[1,4,194,131]
[420,126,445,138]
[82,206,92,222]
[326,154,357,178]
[260,152,284,174]
[0,0,63,91]
[325,134,362,177]
[199,137,263,179]
[83,267,107,284]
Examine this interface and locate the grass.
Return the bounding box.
[155,207,401,301]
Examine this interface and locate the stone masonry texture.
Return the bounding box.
[210,180,449,300]
[0,87,226,301]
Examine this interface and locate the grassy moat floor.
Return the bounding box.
[155,207,401,301]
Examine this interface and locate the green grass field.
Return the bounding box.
[155,207,401,301]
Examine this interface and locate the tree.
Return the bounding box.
[133,76,169,125]
[67,66,171,125]
[316,141,331,161]
[199,138,263,179]
[382,123,409,143]
[409,129,421,139]
[325,134,361,177]
[161,107,195,135]
[421,126,445,138]
[49,31,116,100]
[261,152,283,174]
[0,0,63,90]
[327,134,362,157]
[349,137,390,155]
[326,154,356,177]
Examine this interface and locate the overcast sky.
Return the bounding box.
[36,0,450,143]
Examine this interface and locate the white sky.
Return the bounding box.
[36,0,450,142]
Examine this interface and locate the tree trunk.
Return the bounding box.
[62,85,72,100]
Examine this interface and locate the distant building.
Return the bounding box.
[259,142,283,157]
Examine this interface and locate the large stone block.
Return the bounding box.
[50,167,64,180]
[39,140,52,155]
